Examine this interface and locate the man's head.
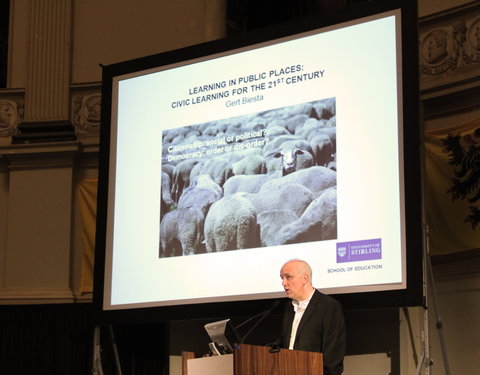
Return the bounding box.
[280,259,314,301]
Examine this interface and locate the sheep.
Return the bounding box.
[195,157,234,187]
[262,135,300,158]
[244,116,266,131]
[223,173,279,195]
[327,115,336,127]
[161,171,175,220]
[178,174,223,216]
[265,125,290,138]
[172,159,201,203]
[312,98,336,120]
[232,153,266,175]
[220,147,262,164]
[257,209,299,246]
[308,131,335,167]
[250,182,315,218]
[265,139,314,175]
[161,163,175,181]
[160,207,205,257]
[259,166,336,198]
[163,127,191,143]
[266,118,288,130]
[318,126,337,149]
[326,153,337,171]
[296,118,329,139]
[284,102,316,118]
[202,123,221,136]
[284,114,309,134]
[204,193,260,252]
[274,147,309,176]
[272,187,337,245]
[189,174,223,195]
[161,99,338,207]
[188,160,206,183]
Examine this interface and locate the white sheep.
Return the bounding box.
[232,154,266,175]
[223,172,280,195]
[250,182,315,218]
[273,187,337,245]
[259,166,336,197]
[204,193,260,252]
[161,171,175,221]
[178,174,223,216]
[265,139,314,175]
[257,209,298,247]
[160,207,205,257]
[172,158,201,203]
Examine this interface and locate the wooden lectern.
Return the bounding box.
[182,344,323,375]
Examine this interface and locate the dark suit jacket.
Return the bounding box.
[281,289,346,375]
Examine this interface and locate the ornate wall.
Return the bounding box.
[0,0,227,303]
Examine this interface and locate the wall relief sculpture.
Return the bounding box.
[72,93,101,135]
[0,99,23,138]
[419,3,480,93]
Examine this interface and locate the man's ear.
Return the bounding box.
[302,274,308,284]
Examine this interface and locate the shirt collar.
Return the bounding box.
[292,288,315,312]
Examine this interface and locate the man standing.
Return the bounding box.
[280,259,346,375]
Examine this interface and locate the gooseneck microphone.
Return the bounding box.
[239,300,280,345]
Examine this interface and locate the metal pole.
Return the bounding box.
[109,325,123,375]
[417,104,451,374]
[92,325,104,375]
[425,229,452,375]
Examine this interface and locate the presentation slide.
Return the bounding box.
[103,9,406,310]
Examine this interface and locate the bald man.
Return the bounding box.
[279,259,346,375]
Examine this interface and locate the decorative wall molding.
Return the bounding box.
[0,142,79,170]
[71,84,102,137]
[0,84,102,149]
[0,90,24,140]
[0,289,76,305]
[0,99,22,138]
[419,2,480,99]
[3,5,479,141]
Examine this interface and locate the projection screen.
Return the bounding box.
[94,0,422,319]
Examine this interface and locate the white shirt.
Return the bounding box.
[288,289,315,349]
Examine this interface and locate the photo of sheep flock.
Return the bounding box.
[160,97,337,258]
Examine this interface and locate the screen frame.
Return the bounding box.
[93,0,423,324]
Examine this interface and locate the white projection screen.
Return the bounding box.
[94,0,423,321]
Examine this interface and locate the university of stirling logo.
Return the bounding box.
[441,127,480,230]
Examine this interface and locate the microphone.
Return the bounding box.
[235,307,271,331]
[240,300,280,345]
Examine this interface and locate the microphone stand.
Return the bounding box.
[240,301,280,345]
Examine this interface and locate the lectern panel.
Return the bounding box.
[234,344,323,375]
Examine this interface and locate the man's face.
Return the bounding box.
[280,261,308,301]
